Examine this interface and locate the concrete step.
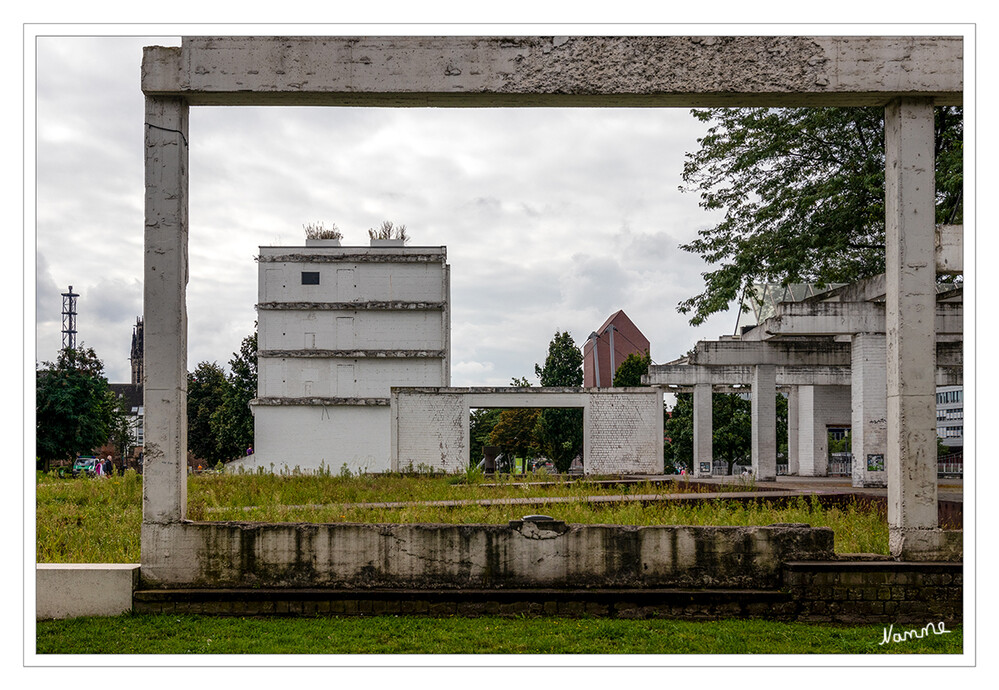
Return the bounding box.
[133,587,795,619]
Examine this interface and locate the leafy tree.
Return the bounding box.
[210,331,257,460]
[612,351,652,387]
[664,393,694,473]
[664,391,788,475]
[187,361,229,464]
[469,407,503,466]
[677,106,963,325]
[36,347,118,471]
[488,408,541,461]
[534,331,584,473]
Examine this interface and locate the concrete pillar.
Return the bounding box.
[693,383,713,476]
[751,365,777,481]
[142,96,189,525]
[851,333,888,488]
[787,386,800,475]
[885,98,940,558]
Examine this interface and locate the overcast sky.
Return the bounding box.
[35,34,751,387]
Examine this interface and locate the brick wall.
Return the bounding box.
[393,391,467,472]
[783,561,962,624]
[587,392,663,474]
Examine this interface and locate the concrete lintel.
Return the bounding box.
[258,349,445,359]
[257,301,446,311]
[690,339,850,366]
[142,36,962,107]
[250,396,390,406]
[763,302,962,337]
[257,250,446,263]
[646,362,960,387]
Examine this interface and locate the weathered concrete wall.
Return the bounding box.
[36,564,140,620]
[139,521,833,590]
[242,405,391,473]
[142,36,962,107]
[390,387,664,474]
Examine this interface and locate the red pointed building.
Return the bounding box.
[582,310,650,387]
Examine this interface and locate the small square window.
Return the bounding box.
[301,271,320,285]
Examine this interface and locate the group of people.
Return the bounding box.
[94,455,115,477]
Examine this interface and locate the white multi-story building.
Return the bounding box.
[936,385,964,450]
[242,239,450,473]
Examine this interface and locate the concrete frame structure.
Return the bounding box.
[243,240,450,473]
[390,387,664,475]
[142,35,963,572]
[648,279,963,492]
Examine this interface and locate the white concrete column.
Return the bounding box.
[885,98,940,557]
[751,365,777,481]
[851,333,888,488]
[142,96,189,525]
[787,386,800,475]
[693,383,713,476]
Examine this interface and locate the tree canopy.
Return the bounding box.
[677,106,963,325]
[534,331,584,473]
[612,351,652,387]
[187,330,258,465]
[36,347,121,469]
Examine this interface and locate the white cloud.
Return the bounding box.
[33,35,737,389]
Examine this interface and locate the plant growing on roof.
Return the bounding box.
[368,220,409,243]
[303,221,343,240]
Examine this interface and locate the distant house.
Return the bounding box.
[582,310,650,387]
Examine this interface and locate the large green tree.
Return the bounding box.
[534,331,584,473]
[36,347,119,470]
[211,330,257,459]
[187,361,229,464]
[677,106,963,325]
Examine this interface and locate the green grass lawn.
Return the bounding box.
[35,614,961,655]
[35,470,890,563]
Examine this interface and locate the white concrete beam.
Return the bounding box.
[142,96,189,525]
[761,302,962,337]
[885,98,941,559]
[690,340,851,366]
[142,36,962,107]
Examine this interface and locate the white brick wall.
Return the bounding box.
[393,392,468,472]
[391,388,663,474]
[586,392,664,474]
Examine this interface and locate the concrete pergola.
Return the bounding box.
[648,291,963,489]
[141,36,963,574]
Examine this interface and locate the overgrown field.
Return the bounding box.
[36,614,962,654]
[36,470,889,563]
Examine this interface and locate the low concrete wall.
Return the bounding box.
[139,520,834,590]
[36,563,140,620]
